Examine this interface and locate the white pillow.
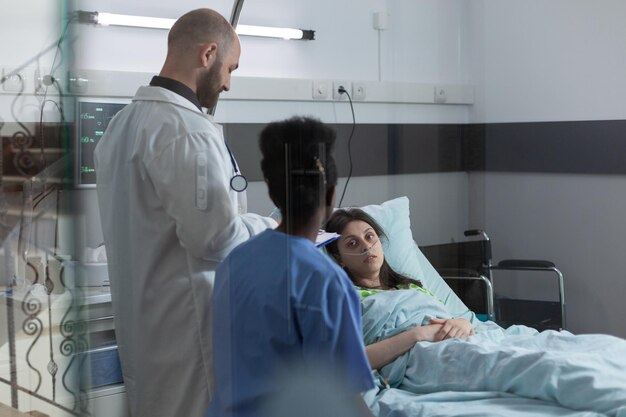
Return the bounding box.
[358,197,479,324]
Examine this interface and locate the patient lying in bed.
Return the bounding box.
[325,208,626,417]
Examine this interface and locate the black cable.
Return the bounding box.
[337,86,356,208]
[49,13,77,83]
[39,90,66,170]
[10,75,33,140]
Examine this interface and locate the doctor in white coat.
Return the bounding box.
[94,9,276,417]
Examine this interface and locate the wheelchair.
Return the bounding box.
[419,230,566,331]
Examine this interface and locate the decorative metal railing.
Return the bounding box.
[1,157,90,416]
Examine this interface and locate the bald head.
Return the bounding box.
[167,8,237,61]
[160,8,241,106]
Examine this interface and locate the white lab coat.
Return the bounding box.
[94,86,276,417]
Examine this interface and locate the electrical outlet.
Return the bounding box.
[434,86,447,103]
[333,80,352,100]
[373,11,390,30]
[312,80,329,99]
[352,82,366,100]
[1,68,24,92]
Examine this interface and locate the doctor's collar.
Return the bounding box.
[150,76,202,112]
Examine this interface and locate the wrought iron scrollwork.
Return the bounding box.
[59,267,90,415]
[21,285,44,393]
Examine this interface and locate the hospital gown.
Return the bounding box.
[208,229,374,417]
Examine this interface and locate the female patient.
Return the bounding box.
[325,208,626,417]
[325,208,474,370]
[208,117,374,417]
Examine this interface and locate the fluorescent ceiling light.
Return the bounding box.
[236,24,306,40]
[96,12,174,30]
[78,11,314,40]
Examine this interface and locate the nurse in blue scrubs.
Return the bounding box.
[208,116,375,417]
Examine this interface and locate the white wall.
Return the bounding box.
[0,0,60,72]
[469,0,626,123]
[1,0,473,125]
[72,0,470,84]
[467,1,626,338]
[0,0,63,127]
[69,0,473,125]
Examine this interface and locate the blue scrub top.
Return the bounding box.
[208,229,374,417]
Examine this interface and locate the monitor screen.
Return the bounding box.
[76,99,128,187]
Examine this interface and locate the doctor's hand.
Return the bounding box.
[429,318,474,340]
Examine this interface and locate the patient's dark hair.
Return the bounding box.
[260,116,337,227]
[325,208,423,290]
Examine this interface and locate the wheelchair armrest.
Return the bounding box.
[497,259,555,268]
[437,267,483,277]
[487,261,566,329]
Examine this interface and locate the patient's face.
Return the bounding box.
[337,220,385,280]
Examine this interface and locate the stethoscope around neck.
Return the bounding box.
[224,141,248,192]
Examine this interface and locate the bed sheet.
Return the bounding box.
[362,289,626,416]
[365,387,605,417]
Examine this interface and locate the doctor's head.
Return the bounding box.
[163,8,240,109]
[260,117,338,232]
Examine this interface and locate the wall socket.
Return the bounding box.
[434,86,447,103]
[352,82,366,100]
[333,80,352,100]
[312,80,329,100]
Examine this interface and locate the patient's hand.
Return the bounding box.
[413,324,445,342]
[429,318,474,340]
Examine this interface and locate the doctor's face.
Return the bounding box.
[198,38,241,109]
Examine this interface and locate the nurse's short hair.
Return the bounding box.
[259,116,338,225]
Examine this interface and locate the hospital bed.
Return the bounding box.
[419,230,566,330]
[355,197,624,417]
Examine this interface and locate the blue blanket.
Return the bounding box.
[362,289,626,416]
